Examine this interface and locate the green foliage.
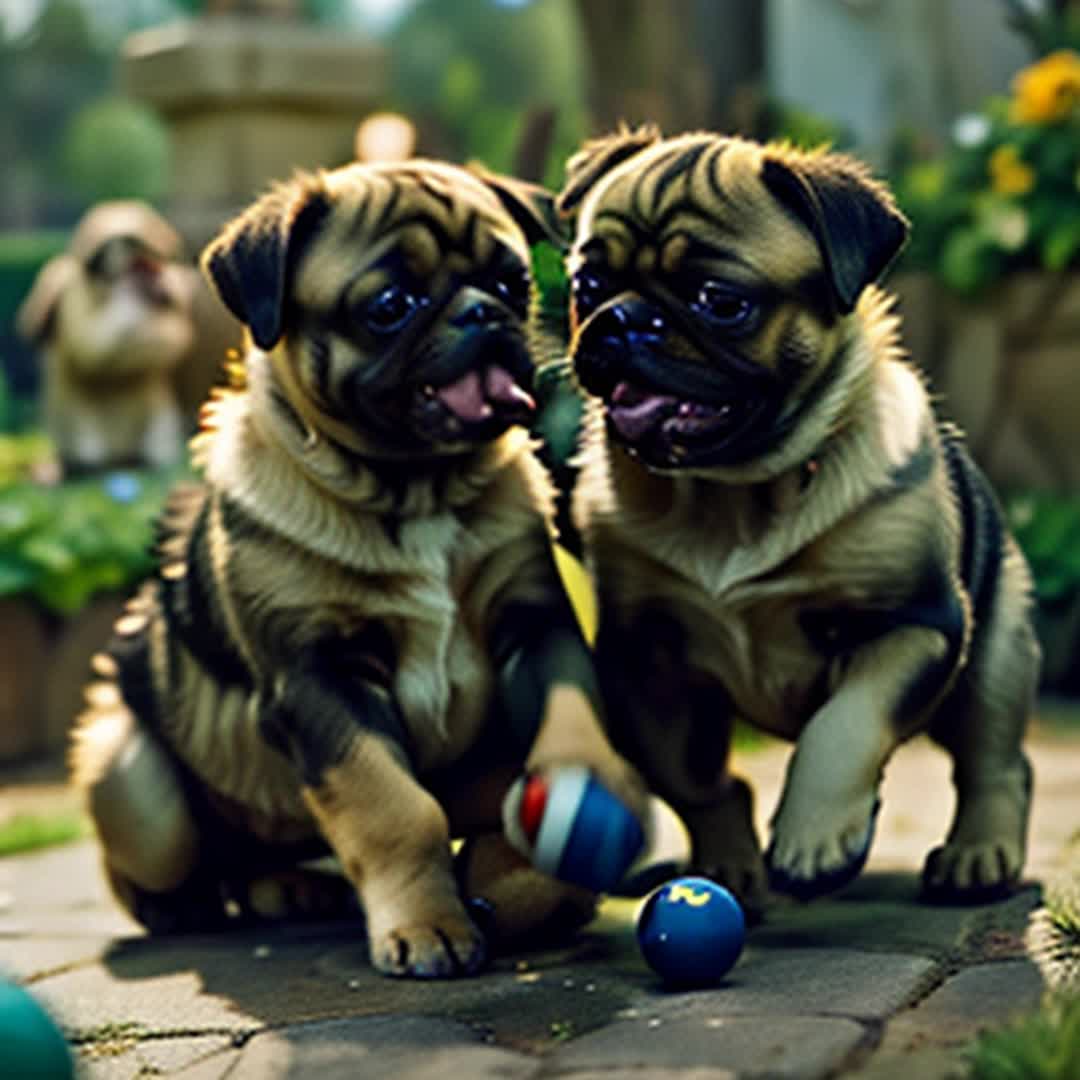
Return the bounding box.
[1006,493,1080,605]
[0,229,68,339]
[896,49,1080,295]
[389,0,585,174]
[967,994,1080,1080]
[0,466,182,615]
[0,432,54,484]
[60,97,171,204]
[531,239,569,322]
[0,812,85,857]
[760,100,853,152]
[1001,0,1080,57]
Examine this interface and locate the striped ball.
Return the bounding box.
[503,766,645,892]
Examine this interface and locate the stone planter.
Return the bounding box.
[0,593,126,765]
[895,270,1080,496]
[0,599,51,761]
[121,15,388,253]
[893,270,1080,693]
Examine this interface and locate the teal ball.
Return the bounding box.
[0,978,75,1078]
[637,876,746,985]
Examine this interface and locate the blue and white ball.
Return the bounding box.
[637,876,746,985]
[503,766,645,892]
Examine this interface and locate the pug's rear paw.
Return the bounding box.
[767,796,880,901]
[921,840,1022,904]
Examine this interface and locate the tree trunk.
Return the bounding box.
[573,0,763,136]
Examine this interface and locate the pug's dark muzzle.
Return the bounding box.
[345,301,537,450]
[408,322,537,444]
[574,297,787,469]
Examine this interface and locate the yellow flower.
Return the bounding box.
[988,144,1036,196]
[1010,49,1080,124]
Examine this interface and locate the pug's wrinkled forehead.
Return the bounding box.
[569,135,824,293]
[294,161,534,314]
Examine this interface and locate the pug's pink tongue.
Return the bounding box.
[435,367,535,422]
[609,382,678,440]
[485,365,535,411]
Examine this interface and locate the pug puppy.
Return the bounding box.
[556,128,1039,917]
[16,201,196,474]
[70,160,648,978]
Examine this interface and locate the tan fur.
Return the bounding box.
[16,202,195,473]
[561,133,1038,914]
[71,160,642,975]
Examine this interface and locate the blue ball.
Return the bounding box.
[0,978,74,1078]
[636,877,746,985]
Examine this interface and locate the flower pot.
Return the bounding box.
[921,271,1080,494]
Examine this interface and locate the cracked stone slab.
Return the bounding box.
[26,919,645,1055]
[76,1033,237,1079]
[550,1014,868,1079]
[850,959,1046,1078]
[219,1016,538,1079]
[846,1045,968,1080]
[750,876,1041,964]
[878,959,1044,1047]
[0,935,116,980]
[635,948,939,1023]
[557,1071,738,1079]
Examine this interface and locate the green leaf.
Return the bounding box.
[1042,216,1080,270]
[0,557,36,597]
[939,228,1004,293]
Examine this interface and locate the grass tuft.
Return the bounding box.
[0,812,86,857]
[968,994,1080,1080]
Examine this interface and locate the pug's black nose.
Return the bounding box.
[586,298,666,349]
[609,299,666,336]
[452,300,502,328]
[575,298,667,395]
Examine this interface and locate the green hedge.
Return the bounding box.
[0,463,184,615]
[0,229,68,334]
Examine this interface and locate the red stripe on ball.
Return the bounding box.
[519,775,548,845]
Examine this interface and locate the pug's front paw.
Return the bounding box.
[368,912,488,978]
[767,794,880,901]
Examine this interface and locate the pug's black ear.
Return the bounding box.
[470,166,567,249]
[201,174,330,350]
[555,124,663,216]
[761,148,909,314]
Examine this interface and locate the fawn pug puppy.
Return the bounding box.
[70,160,648,977]
[17,201,195,474]
[557,129,1039,917]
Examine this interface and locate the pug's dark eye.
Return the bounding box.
[364,283,419,335]
[693,281,758,331]
[572,268,612,319]
[492,266,530,312]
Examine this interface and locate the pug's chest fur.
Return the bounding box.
[606,559,853,739]
[233,505,503,769]
[589,465,940,739]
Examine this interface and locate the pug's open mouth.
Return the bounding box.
[410,363,536,443]
[606,379,761,466]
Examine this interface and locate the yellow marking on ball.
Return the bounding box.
[552,542,597,646]
[667,884,713,907]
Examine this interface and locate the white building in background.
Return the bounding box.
[766,0,1033,167]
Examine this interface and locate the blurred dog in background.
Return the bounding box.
[17,201,197,475]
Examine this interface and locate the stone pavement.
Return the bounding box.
[2,717,1078,1080]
